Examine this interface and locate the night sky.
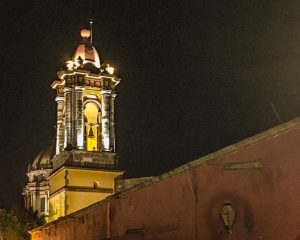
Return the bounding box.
[1,1,300,208]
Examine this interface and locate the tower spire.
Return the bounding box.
[90,19,93,44]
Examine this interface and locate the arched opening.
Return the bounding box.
[83,101,102,151]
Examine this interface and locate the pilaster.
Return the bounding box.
[64,87,72,149]
[110,93,117,152]
[55,96,64,154]
[75,86,84,149]
[101,90,111,151]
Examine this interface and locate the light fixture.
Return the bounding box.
[105,64,114,74]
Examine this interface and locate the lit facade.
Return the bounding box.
[48,28,123,221]
[24,27,123,222]
[53,29,120,155]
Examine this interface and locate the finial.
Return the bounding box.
[80,29,91,38]
[90,19,93,44]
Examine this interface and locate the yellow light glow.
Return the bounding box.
[84,103,99,151]
[87,125,97,151]
[47,168,123,223]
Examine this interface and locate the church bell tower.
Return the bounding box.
[53,28,119,155]
[48,27,123,221]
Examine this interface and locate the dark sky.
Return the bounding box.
[1,0,300,208]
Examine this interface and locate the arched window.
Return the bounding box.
[83,101,101,151]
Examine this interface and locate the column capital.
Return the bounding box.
[111,93,117,99]
[75,86,84,91]
[55,96,64,102]
[64,87,72,92]
[100,89,112,95]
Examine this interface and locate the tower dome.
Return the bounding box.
[71,29,101,69]
[29,145,54,171]
[23,145,55,217]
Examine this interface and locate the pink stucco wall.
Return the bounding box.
[31,121,300,240]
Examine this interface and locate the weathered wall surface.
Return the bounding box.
[31,120,300,240]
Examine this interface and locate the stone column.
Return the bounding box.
[75,86,84,149]
[64,87,72,149]
[71,88,76,146]
[110,94,117,152]
[55,96,64,154]
[101,90,111,151]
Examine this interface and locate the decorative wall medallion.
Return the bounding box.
[219,199,236,234]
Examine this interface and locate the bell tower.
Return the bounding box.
[48,28,123,221]
[53,28,119,155]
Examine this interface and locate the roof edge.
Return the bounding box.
[116,116,300,196]
[29,116,300,233]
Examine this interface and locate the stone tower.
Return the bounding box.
[48,28,123,221]
[53,28,119,155]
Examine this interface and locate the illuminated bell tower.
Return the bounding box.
[53,29,118,154]
[49,28,122,221]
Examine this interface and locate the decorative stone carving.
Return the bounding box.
[220,199,236,234]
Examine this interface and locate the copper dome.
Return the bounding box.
[72,29,101,68]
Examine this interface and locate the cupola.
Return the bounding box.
[67,29,101,71]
